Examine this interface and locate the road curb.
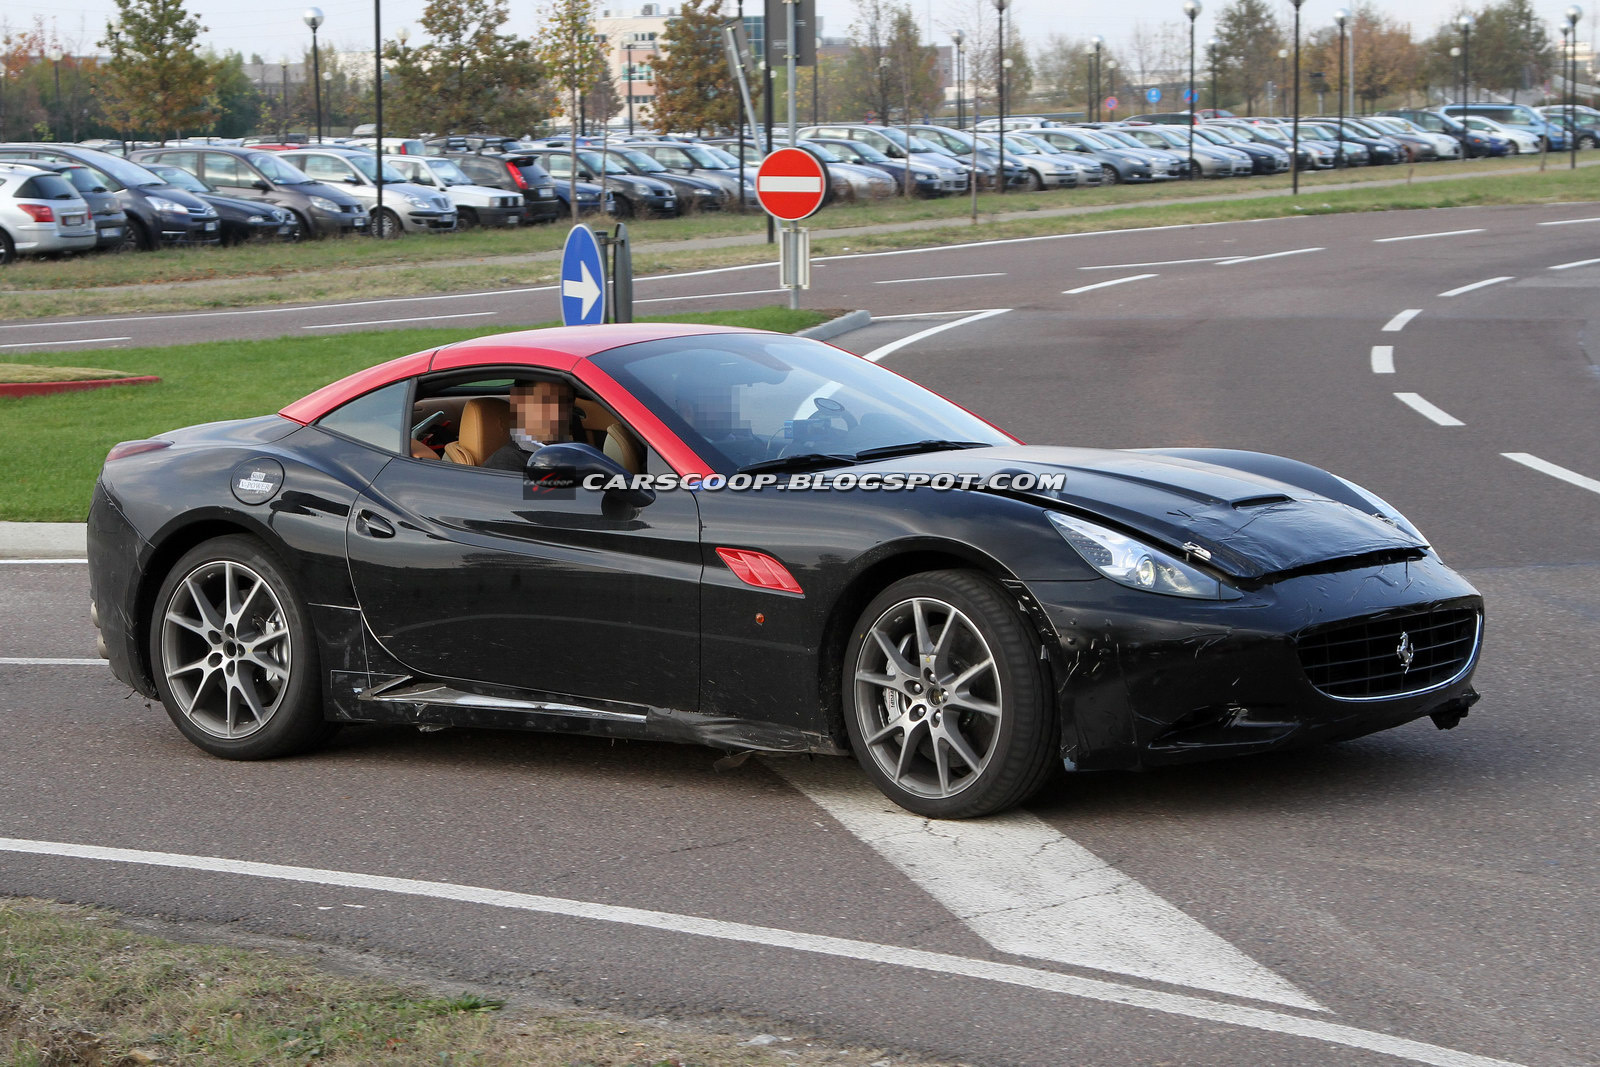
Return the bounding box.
[0,522,88,559]
[0,376,160,398]
[796,310,871,341]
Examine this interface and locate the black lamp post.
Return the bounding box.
[952,30,965,129]
[994,0,1009,194]
[46,48,63,140]
[1291,0,1304,192]
[1090,36,1103,120]
[1278,47,1288,117]
[813,36,821,123]
[304,8,325,143]
[624,42,636,135]
[373,0,384,232]
[1183,0,1202,180]
[1458,13,1473,153]
[1333,8,1348,168]
[1569,6,1584,169]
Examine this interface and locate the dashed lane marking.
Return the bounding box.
[301,312,493,330]
[1536,216,1600,225]
[1395,393,1464,426]
[1063,273,1158,295]
[1382,309,1422,332]
[1215,247,1323,265]
[1502,453,1600,496]
[875,272,1007,285]
[1371,346,1396,374]
[1373,229,1485,243]
[1549,257,1600,271]
[0,559,87,565]
[1438,277,1512,297]
[0,658,103,666]
[0,336,130,350]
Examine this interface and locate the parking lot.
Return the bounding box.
[3,200,1598,1065]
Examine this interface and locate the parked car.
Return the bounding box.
[1456,116,1542,154]
[1087,127,1194,178]
[1439,103,1568,150]
[709,138,897,202]
[605,146,729,211]
[981,132,1097,188]
[275,146,456,235]
[1306,119,1405,164]
[140,164,297,244]
[36,162,128,251]
[130,146,368,238]
[0,162,96,264]
[446,152,565,225]
[1535,105,1600,146]
[902,124,1027,188]
[1379,110,1509,157]
[803,137,948,197]
[1194,125,1292,172]
[1023,127,1173,182]
[1352,116,1452,161]
[623,141,758,207]
[0,143,221,249]
[380,154,525,229]
[526,148,679,217]
[798,125,969,194]
[1296,124,1374,166]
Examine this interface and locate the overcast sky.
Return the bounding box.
[9,0,1593,63]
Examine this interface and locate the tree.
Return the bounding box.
[1212,0,1282,114]
[534,0,605,218]
[1470,0,1555,102]
[652,0,739,136]
[97,0,218,139]
[383,0,543,135]
[208,51,260,138]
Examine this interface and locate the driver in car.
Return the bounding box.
[676,380,768,467]
[485,379,575,471]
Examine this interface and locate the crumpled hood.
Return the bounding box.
[857,445,1428,581]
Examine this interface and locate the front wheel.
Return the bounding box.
[843,570,1058,818]
[149,535,330,760]
[1100,164,1120,185]
[0,228,13,265]
[1025,170,1045,192]
[374,208,403,238]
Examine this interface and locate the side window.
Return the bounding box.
[159,151,200,175]
[543,155,573,178]
[300,155,353,182]
[655,147,689,168]
[457,157,494,184]
[204,153,249,187]
[316,380,410,454]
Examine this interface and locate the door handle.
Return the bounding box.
[355,510,395,539]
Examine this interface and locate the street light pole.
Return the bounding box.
[1277,47,1288,118]
[952,30,965,129]
[625,42,635,135]
[1207,36,1217,115]
[1291,0,1304,193]
[1090,36,1103,121]
[1183,0,1201,180]
[1458,14,1473,155]
[304,8,325,143]
[373,0,384,232]
[47,48,62,141]
[994,0,1009,195]
[1333,9,1347,169]
[1569,6,1584,169]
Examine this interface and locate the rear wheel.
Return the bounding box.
[0,229,13,265]
[843,570,1059,818]
[149,535,331,760]
[456,206,479,230]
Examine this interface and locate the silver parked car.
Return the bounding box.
[275,146,456,236]
[0,162,96,264]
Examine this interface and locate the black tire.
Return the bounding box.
[1025,170,1045,192]
[456,206,479,230]
[374,208,403,239]
[1101,164,1120,185]
[149,535,330,760]
[842,570,1059,818]
[0,229,13,265]
[122,216,152,252]
[287,210,312,242]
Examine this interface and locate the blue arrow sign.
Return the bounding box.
[1146,87,1162,103]
[560,224,606,326]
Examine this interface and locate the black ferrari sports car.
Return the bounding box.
[88,324,1483,817]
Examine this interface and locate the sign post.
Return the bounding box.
[755,147,826,310]
[559,223,606,327]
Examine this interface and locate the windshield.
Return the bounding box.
[148,165,208,193]
[248,152,314,184]
[424,158,474,184]
[1073,130,1117,150]
[574,150,631,175]
[1194,128,1231,145]
[835,140,890,163]
[620,149,667,173]
[56,167,104,193]
[798,141,842,163]
[683,145,732,168]
[74,150,165,189]
[590,334,1010,475]
[348,155,408,183]
[1096,130,1145,149]
[1007,133,1055,153]
[1251,125,1290,143]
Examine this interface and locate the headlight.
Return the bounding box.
[308,195,341,213]
[1048,513,1235,600]
[246,214,268,224]
[402,193,431,208]
[147,196,190,215]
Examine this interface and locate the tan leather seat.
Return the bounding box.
[602,424,644,474]
[410,439,439,460]
[443,397,512,466]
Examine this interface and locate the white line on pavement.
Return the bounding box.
[0,336,131,350]
[1549,257,1600,270]
[301,312,493,330]
[875,272,1007,284]
[1536,216,1600,225]
[863,309,1011,363]
[0,658,103,666]
[1438,277,1512,297]
[1063,273,1158,295]
[1373,229,1486,243]
[870,309,999,320]
[634,288,787,305]
[1382,309,1422,332]
[1371,346,1396,374]
[0,836,1531,1067]
[770,759,1322,1010]
[1395,393,1464,426]
[0,558,87,565]
[1216,247,1324,265]
[1501,453,1600,495]
[1076,255,1241,270]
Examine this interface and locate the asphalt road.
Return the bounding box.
[3,202,1599,1067]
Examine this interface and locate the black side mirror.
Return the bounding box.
[525,443,655,509]
[253,179,271,191]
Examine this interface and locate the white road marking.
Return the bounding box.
[1216,246,1324,265]
[0,657,104,666]
[875,272,1007,285]
[871,309,1004,320]
[1394,393,1464,426]
[1063,273,1158,295]
[1373,229,1485,243]
[1536,216,1600,225]
[863,308,1011,363]
[634,287,787,305]
[0,336,131,350]
[301,312,493,330]
[771,760,1322,1010]
[1549,257,1600,270]
[0,558,88,565]
[0,835,1532,1067]
[1371,346,1396,374]
[1076,255,1241,270]
[1437,277,1512,297]
[1382,309,1422,332]
[1501,453,1600,496]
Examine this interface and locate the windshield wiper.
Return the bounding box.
[851,440,991,461]
[737,452,858,474]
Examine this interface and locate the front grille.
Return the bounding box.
[1298,609,1480,700]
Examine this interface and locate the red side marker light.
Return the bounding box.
[716,547,803,595]
[106,440,171,462]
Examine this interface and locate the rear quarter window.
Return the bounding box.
[316,380,410,454]
[16,175,78,200]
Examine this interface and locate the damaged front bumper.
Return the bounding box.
[1025,553,1484,772]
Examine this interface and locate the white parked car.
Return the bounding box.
[0,162,96,264]
[382,155,524,228]
[276,146,455,236]
[1459,116,1541,154]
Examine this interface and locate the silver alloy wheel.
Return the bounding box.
[160,559,292,739]
[853,596,1004,800]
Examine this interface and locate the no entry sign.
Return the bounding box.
[756,147,827,221]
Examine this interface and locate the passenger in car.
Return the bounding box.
[484,379,575,471]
